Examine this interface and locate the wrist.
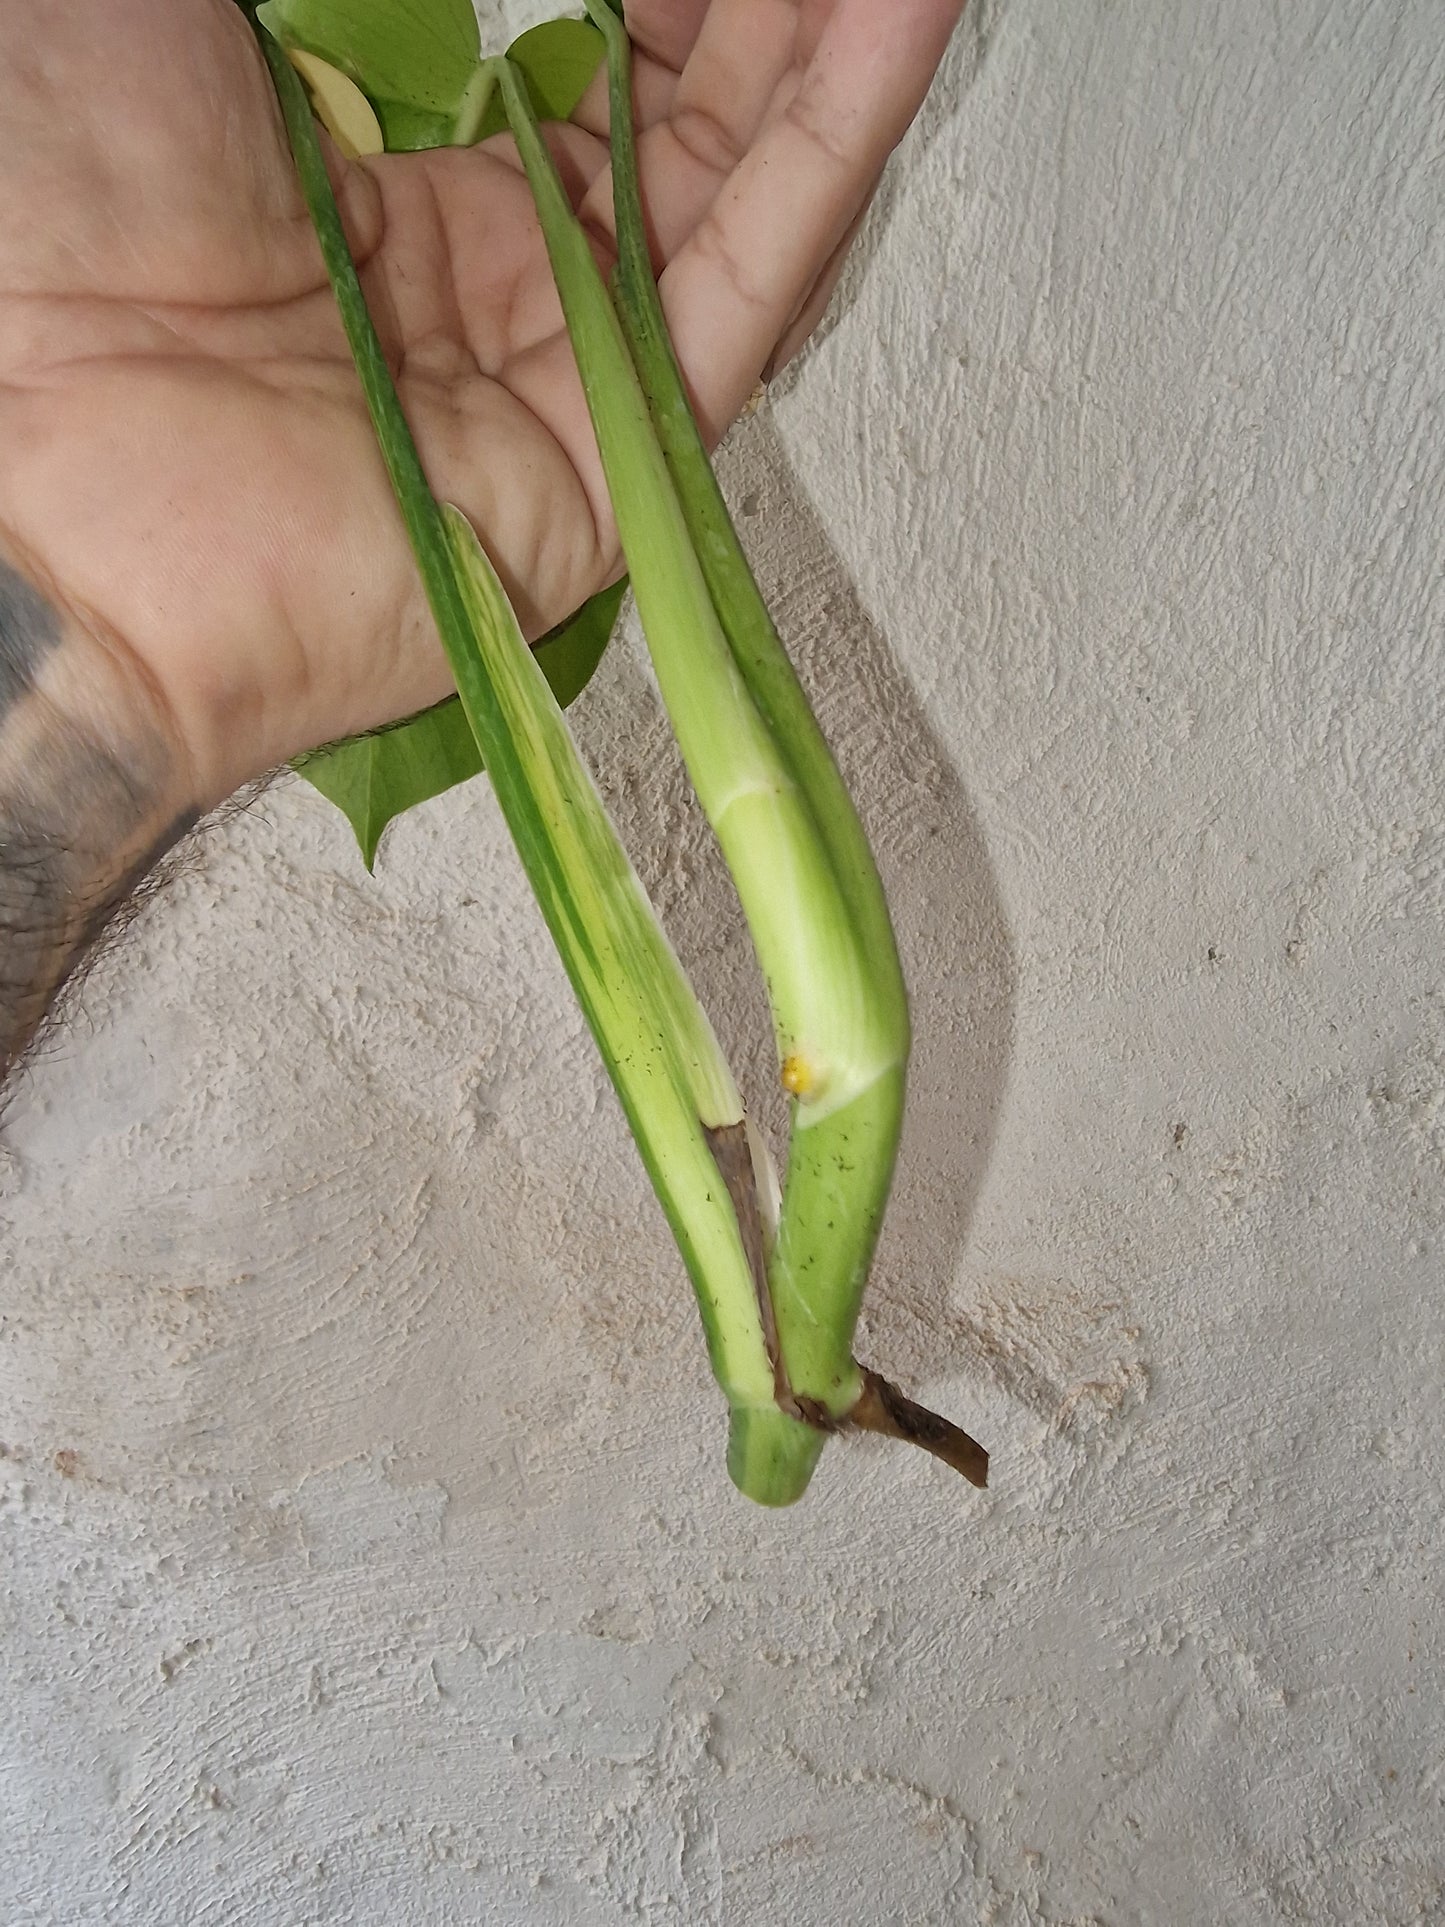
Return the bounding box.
[0,544,199,1088]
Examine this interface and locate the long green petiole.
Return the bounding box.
[501,39,986,1495]
[256,23,810,1493]
[583,0,911,1423]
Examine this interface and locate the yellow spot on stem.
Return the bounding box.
[288,49,384,160]
[781,1054,815,1098]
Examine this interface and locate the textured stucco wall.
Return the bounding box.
[3,1,1443,1921]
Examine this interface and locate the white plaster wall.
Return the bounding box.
[3,0,1442,1920]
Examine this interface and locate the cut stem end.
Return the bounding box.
[727,1406,828,1507]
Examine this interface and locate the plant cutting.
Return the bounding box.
[249,0,987,1504]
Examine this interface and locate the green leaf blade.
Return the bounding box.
[258,1,604,146]
[474,19,607,140]
[297,696,480,870]
[369,98,453,151]
[256,0,479,114]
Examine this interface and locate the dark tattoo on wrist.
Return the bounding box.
[0,557,197,1103]
[0,557,61,710]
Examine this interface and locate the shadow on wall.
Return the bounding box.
[571,410,1017,1422]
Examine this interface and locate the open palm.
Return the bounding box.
[0,0,963,807]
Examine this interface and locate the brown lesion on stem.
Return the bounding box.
[847,1368,989,1488]
[702,1121,778,1356]
[702,1117,827,1427]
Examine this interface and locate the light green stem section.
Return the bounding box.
[582,2,911,1420]
[450,61,496,145]
[439,509,776,1415]
[498,59,889,1116]
[583,0,907,1023]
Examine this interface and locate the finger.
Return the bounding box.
[669,0,806,142]
[569,0,754,141]
[765,196,870,380]
[592,0,717,80]
[570,34,685,140]
[575,2,803,247]
[656,0,964,438]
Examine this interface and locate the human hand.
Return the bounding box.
[0,0,966,808]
